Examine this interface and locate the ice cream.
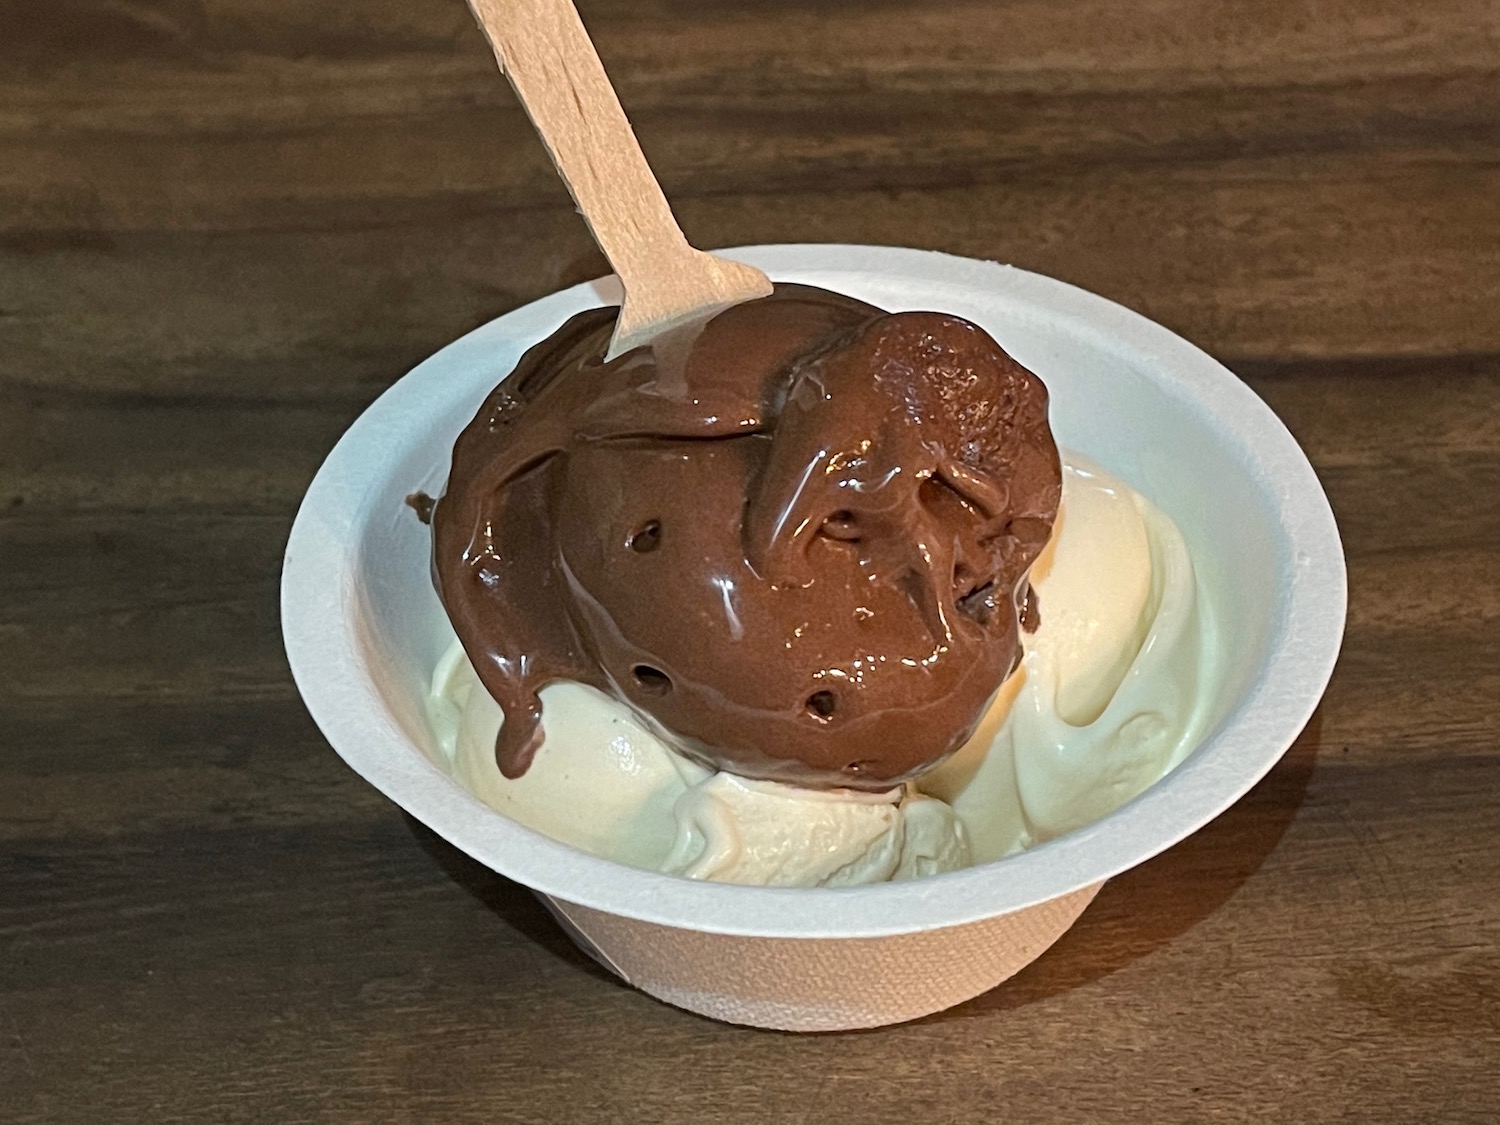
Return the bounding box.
[430,284,1061,791]
[922,458,1210,861]
[425,456,1210,884]
[421,282,1212,887]
[427,642,974,883]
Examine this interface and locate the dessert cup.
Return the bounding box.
[281,244,1346,1031]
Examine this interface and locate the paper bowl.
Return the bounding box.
[281,244,1346,1031]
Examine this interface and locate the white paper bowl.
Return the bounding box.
[282,244,1346,1031]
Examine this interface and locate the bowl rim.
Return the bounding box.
[281,243,1347,939]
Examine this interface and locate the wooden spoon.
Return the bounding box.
[465,0,774,360]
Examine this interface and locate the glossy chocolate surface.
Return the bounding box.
[430,285,1061,789]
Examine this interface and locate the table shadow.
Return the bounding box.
[404,816,621,984]
[927,710,1324,1023]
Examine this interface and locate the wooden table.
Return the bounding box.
[4,1,1497,1120]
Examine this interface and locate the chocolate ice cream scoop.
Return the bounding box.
[431,284,1061,790]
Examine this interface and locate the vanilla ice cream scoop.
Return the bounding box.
[923,458,1212,860]
[429,648,705,870]
[426,458,1210,885]
[428,643,968,883]
[661,776,968,886]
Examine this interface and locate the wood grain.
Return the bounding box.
[2,0,1498,1121]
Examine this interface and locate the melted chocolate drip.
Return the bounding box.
[405,491,435,525]
[430,285,1061,790]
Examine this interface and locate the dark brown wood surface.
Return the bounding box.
[3,1,1498,1121]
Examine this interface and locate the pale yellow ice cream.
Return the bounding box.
[924,459,1211,861]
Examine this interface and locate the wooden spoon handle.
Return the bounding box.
[465,0,772,357]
